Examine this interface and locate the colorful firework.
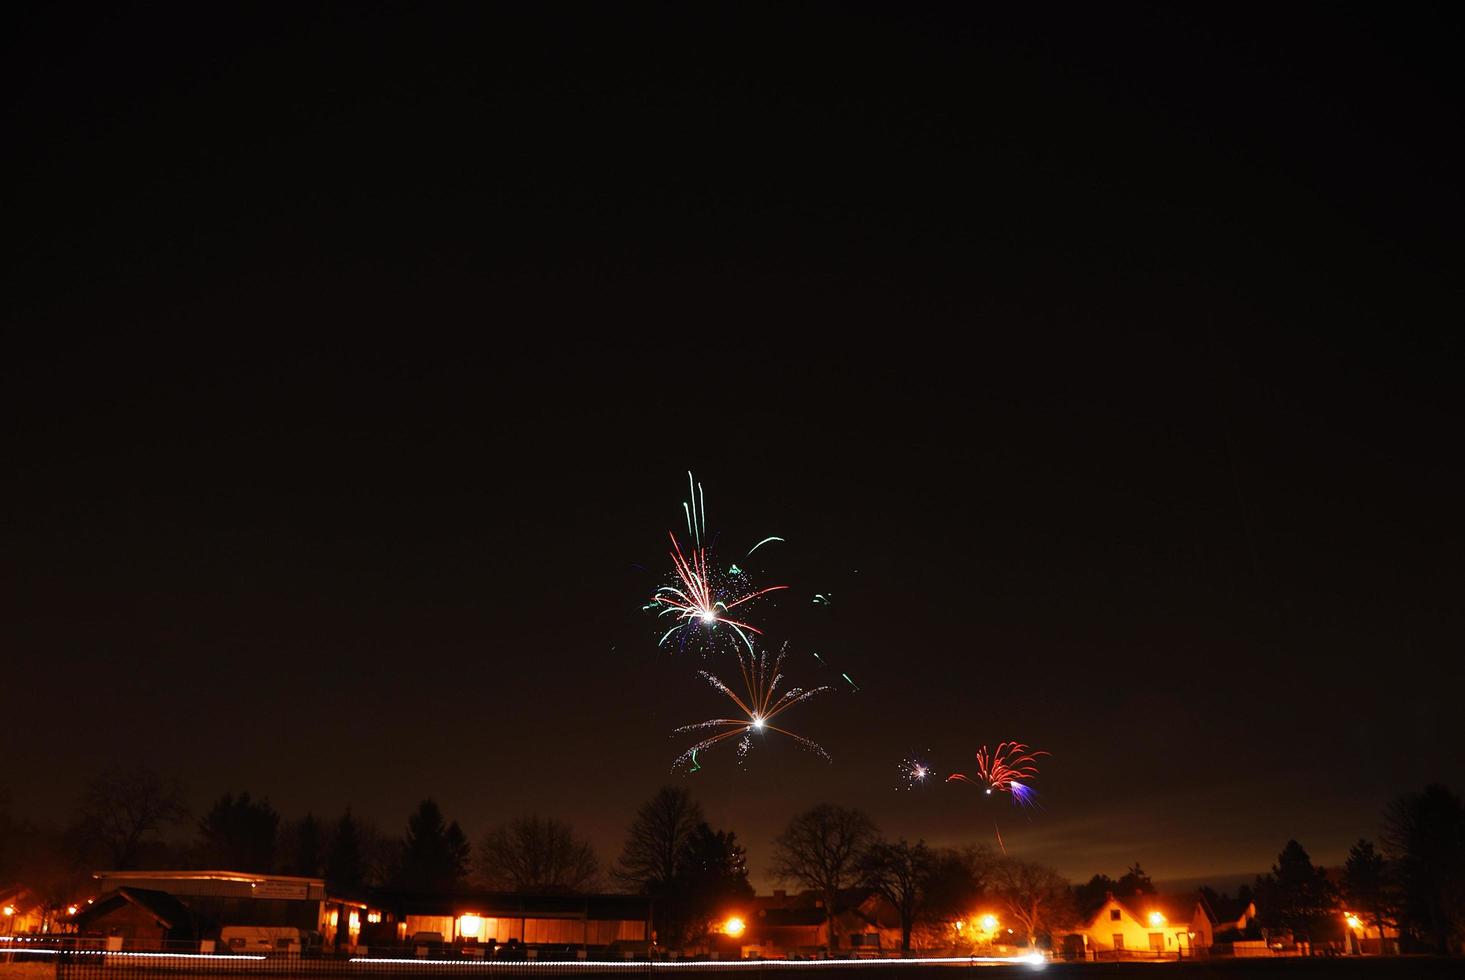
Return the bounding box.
[898,753,935,790]
[671,644,833,771]
[648,473,788,654]
[947,742,1049,855]
[946,742,1048,805]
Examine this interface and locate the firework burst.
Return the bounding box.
[947,742,1049,807]
[947,742,1049,855]
[647,473,788,654]
[672,644,832,771]
[898,753,935,790]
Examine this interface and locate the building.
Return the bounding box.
[1072,892,1212,957]
[73,889,197,948]
[358,891,651,955]
[724,889,911,958]
[2,885,55,936]
[79,870,331,946]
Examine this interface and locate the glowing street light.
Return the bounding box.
[980,914,999,933]
[1148,912,1166,927]
[722,917,746,938]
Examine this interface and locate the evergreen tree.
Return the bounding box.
[673,823,755,945]
[1343,839,1397,951]
[1254,840,1334,945]
[1114,862,1155,896]
[1383,784,1465,954]
[326,809,366,892]
[196,792,279,872]
[395,799,470,893]
[280,813,325,878]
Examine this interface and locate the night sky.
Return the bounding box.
[4,5,1462,891]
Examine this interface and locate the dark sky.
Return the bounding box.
[4,5,1462,891]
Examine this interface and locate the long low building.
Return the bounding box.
[70,870,650,955]
[78,870,333,948]
[353,891,651,952]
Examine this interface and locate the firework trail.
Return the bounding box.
[672,644,833,771]
[647,472,788,654]
[809,651,860,693]
[947,742,1049,854]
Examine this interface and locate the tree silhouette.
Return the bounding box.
[395,799,470,893]
[1383,784,1465,954]
[279,813,325,878]
[71,766,187,870]
[1254,840,1334,946]
[1073,874,1117,920]
[1342,839,1397,952]
[769,805,878,949]
[991,858,1075,948]
[196,792,280,872]
[858,838,935,954]
[1114,862,1155,897]
[672,823,755,945]
[615,787,703,892]
[614,787,705,945]
[477,816,599,893]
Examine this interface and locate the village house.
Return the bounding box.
[1071,892,1213,958]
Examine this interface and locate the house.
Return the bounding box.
[2,885,51,936]
[1341,909,1399,955]
[73,888,198,948]
[1198,891,1259,943]
[1074,892,1211,957]
[728,889,907,958]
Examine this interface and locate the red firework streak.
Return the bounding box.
[947,742,1050,854]
[650,473,788,654]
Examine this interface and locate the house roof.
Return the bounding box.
[94,870,323,885]
[1098,892,1205,930]
[0,884,35,907]
[76,888,194,930]
[373,890,650,920]
[756,907,825,927]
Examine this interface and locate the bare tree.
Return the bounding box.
[72,766,188,870]
[478,816,600,893]
[858,838,934,954]
[614,787,703,892]
[991,858,1075,948]
[769,805,878,949]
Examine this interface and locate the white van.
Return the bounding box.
[220,926,310,954]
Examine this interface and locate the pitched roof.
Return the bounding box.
[1100,892,1204,929]
[76,887,195,930]
[756,907,825,927]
